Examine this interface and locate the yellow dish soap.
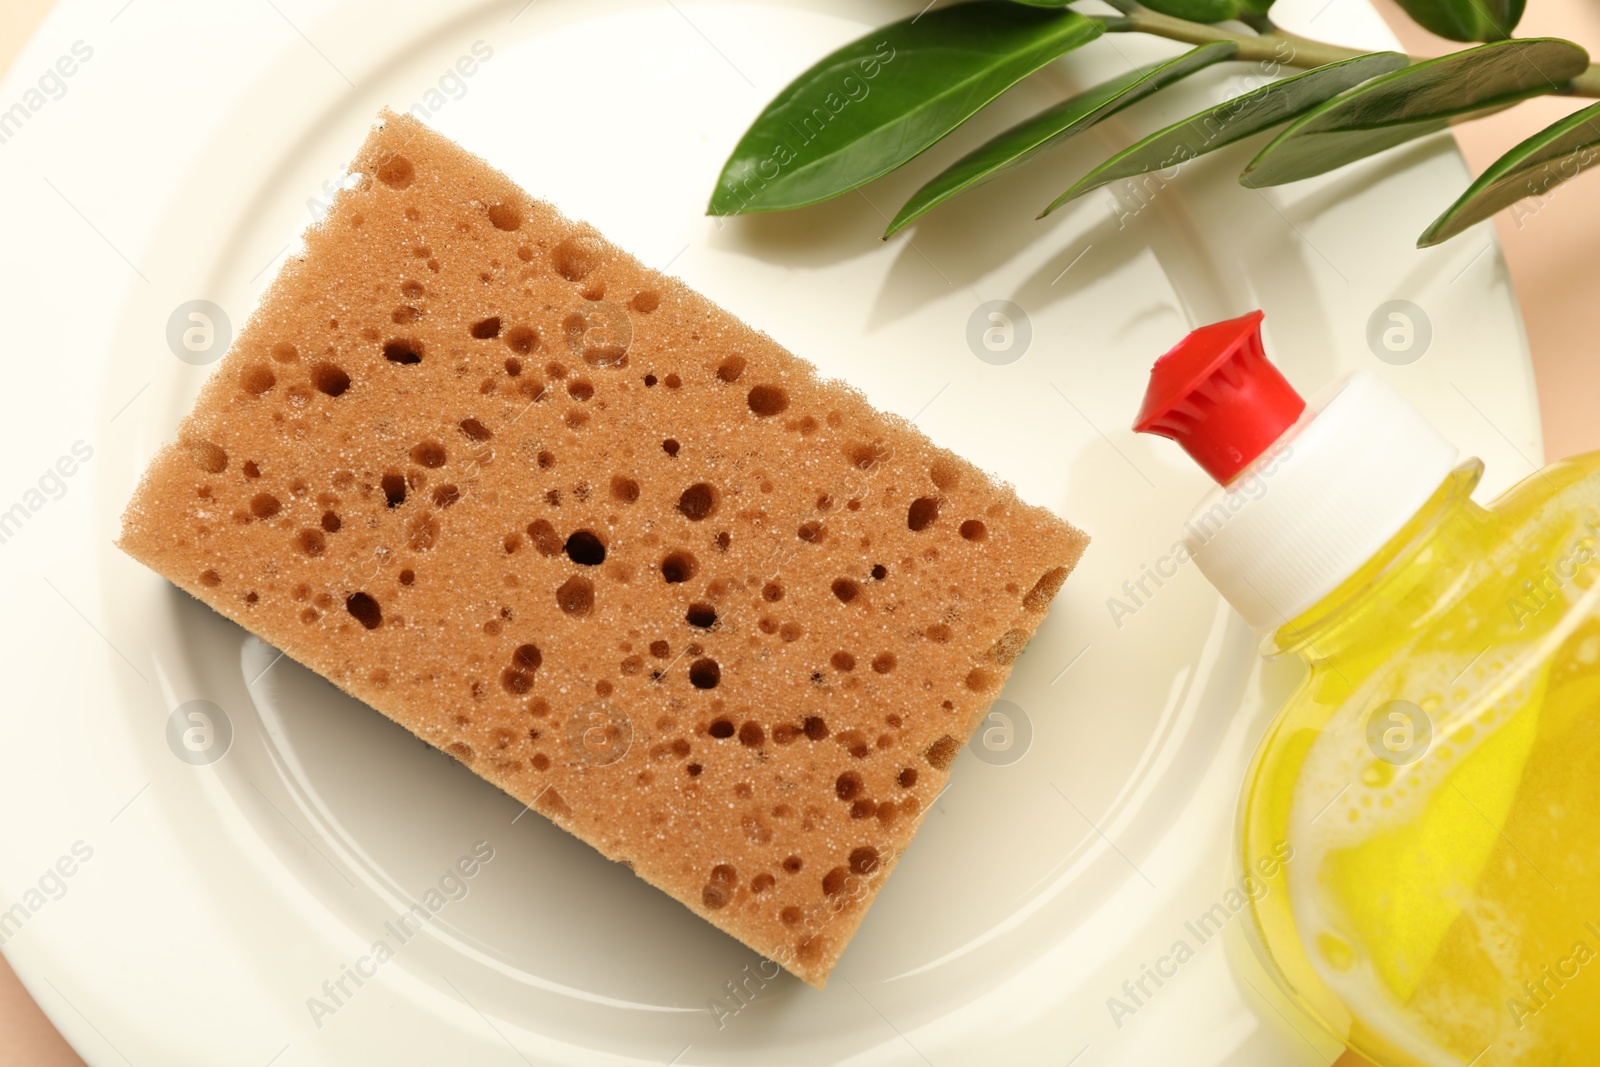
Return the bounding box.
[1135,311,1600,1067]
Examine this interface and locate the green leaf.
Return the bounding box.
[886,41,1237,237]
[1419,101,1600,246]
[707,3,1101,215]
[1391,0,1524,43]
[1241,39,1590,188]
[1041,51,1407,215]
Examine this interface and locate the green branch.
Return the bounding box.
[710,0,1600,246]
[1094,3,1600,97]
[1094,6,1372,68]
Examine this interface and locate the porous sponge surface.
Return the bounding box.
[119,111,1089,987]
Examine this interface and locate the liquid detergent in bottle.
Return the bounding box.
[1134,311,1600,1067]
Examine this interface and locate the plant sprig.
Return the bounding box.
[708,0,1600,248]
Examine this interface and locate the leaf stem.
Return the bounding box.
[1100,6,1371,70]
[1571,65,1600,98]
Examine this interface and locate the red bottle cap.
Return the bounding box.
[1133,310,1305,484]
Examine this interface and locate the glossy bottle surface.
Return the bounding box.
[1241,452,1600,1066]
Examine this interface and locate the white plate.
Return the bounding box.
[0,1,1541,1064]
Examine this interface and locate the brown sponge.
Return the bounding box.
[119,110,1088,988]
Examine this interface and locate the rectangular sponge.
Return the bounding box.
[118,111,1088,988]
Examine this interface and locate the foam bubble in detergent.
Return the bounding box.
[1284,536,1600,1066]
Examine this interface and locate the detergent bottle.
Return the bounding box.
[1135,311,1600,1067]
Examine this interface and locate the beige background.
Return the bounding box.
[0,16,97,1067]
[1,1,1594,1064]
